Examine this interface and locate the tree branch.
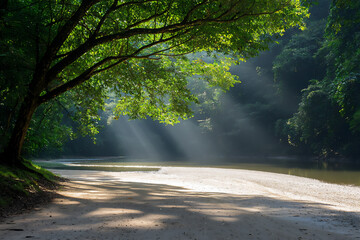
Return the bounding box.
[44,1,290,89]
[92,0,118,37]
[182,0,210,23]
[126,8,168,29]
[114,0,157,10]
[30,0,100,96]
[41,29,191,103]
[43,0,100,64]
[45,26,188,84]
[40,56,126,103]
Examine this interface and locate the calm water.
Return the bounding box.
[35,157,360,187]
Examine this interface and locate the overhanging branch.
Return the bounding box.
[44,0,291,91]
[40,56,127,103]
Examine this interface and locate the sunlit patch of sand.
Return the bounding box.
[85,208,143,217]
[112,214,177,229]
[156,205,187,209]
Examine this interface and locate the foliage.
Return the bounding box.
[112,57,199,125]
[277,0,360,158]
[36,0,360,160]
[0,1,70,156]
[195,0,360,159]
[325,1,360,132]
[0,4,97,156]
[273,20,326,112]
[185,55,239,131]
[1,0,310,160]
[282,82,344,155]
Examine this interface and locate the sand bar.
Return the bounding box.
[0,167,359,239]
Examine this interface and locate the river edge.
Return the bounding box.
[0,167,359,240]
[34,157,360,186]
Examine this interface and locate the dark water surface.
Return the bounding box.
[35,157,360,187]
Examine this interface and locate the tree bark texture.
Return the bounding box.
[1,93,40,166]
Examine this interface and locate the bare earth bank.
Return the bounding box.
[0,167,359,240]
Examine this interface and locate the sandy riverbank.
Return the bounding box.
[1,167,359,239]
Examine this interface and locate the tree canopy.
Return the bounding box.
[0,0,310,164]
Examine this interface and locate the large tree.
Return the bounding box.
[0,0,309,166]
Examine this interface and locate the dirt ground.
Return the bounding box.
[0,167,359,240]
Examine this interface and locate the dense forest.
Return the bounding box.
[206,0,360,160]
[200,0,360,160]
[1,0,359,162]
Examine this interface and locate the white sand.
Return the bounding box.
[1,167,359,240]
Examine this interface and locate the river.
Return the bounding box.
[34,156,360,186]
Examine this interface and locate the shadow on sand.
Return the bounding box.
[0,179,359,240]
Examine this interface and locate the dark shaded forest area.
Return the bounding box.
[208,0,360,159]
[1,0,359,161]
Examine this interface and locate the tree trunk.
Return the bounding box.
[1,93,40,166]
